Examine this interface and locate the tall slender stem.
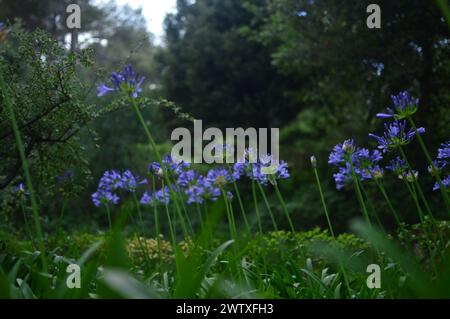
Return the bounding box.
[312,165,350,293]
[403,178,425,223]
[359,182,385,232]
[274,183,295,233]
[132,193,152,271]
[222,189,237,240]
[349,162,371,226]
[408,117,450,214]
[105,204,112,231]
[398,146,433,218]
[374,179,402,226]
[195,202,203,232]
[20,201,34,246]
[251,180,263,233]
[162,182,177,248]
[227,166,251,233]
[152,177,162,268]
[257,183,278,231]
[313,167,335,237]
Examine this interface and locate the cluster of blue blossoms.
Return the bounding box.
[328,139,383,190]
[432,141,450,191]
[91,169,147,207]
[97,64,145,98]
[92,153,290,207]
[329,91,448,191]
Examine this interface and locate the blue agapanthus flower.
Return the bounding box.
[329,139,357,166]
[98,170,124,191]
[97,64,145,98]
[121,169,147,192]
[230,148,291,185]
[92,189,120,207]
[149,155,190,178]
[92,169,147,206]
[140,186,170,206]
[434,175,450,191]
[329,140,383,189]
[377,91,419,119]
[177,169,197,188]
[92,170,123,206]
[385,156,417,181]
[232,161,248,180]
[431,141,450,191]
[369,120,425,153]
[185,176,221,204]
[332,163,352,190]
[428,142,449,173]
[386,156,407,175]
[206,167,234,187]
[437,141,450,161]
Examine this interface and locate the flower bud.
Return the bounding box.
[310,155,317,168]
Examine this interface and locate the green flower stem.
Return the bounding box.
[251,180,263,234]
[105,204,112,231]
[152,177,162,268]
[195,202,203,231]
[359,182,385,232]
[398,146,433,218]
[407,117,450,215]
[179,194,194,236]
[257,183,278,231]
[130,97,189,239]
[274,183,295,233]
[312,166,351,292]
[0,71,47,272]
[374,179,402,226]
[349,162,371,226]
[403,178,425,223]
[233,181,251,233]
[162,181,177,248]
[228,197,238,235]
[227,165,251,233]
[313,167,335,237]
[132,193,153,271]
[20,201,34,247]
[221,189,237,240]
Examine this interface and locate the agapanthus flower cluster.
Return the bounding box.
[328,139,383,190]
[92,169,147,207]
[231,153,290,186]
[386,156,417,182]
[93,150,291,208]
[148,155,190,178]
[432,141,450,191]
[368,120,425,153]
[377,91,419,119]
[140,187,170,206]
[97,64,145,98]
